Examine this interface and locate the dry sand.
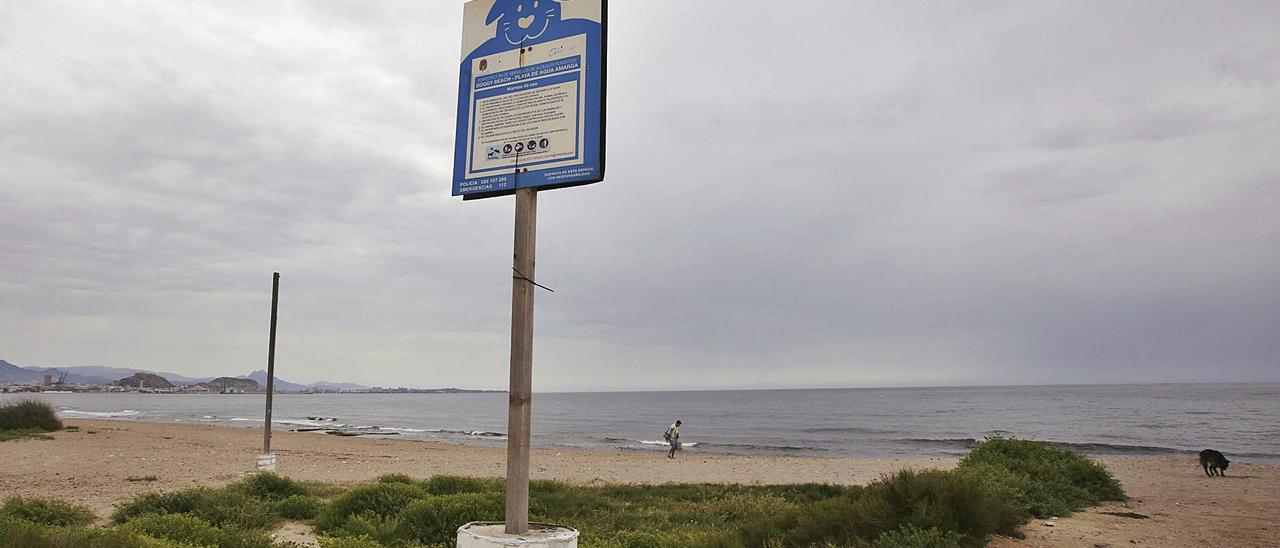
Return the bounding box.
[1,420,1276,547]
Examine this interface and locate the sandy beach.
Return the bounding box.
[2,420,1277,547]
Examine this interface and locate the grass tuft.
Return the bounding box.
[0,399,62,433]
[423,475,500,496]
[119,513,273,547]
[314,482,429,533]
[234,472,311,501]
[111,486,278,530]
[875,524,966,548]
[374,473,415,485]
[394,492,503,545]
[1,497,96,527]
[318,534,385,548]
[958,436,1126,518]
[0,429,55,442]
[274,494,325,520]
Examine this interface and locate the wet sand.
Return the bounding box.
[1,419,1276,546]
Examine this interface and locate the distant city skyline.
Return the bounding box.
[2,1,1278,391]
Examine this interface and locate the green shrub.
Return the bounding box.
[0,515,175,548]
[740,468,1025,547]
[185,489,276,530]
[111,487,277,530]
[112,488,213,524]
[711,493,799,525]
[875,524,965,548]
[864,468,1023,543]
[315,482,428,533]
[120,513,273,547]
[0,496,96,527]
[958,437,1126,518]
[235,472,310,501]
[274,494,324,520]
[0,399,62,432]
[423,475,499,496]
[318,535,385,548]
[529,482,616,521]
[376,473,416,485]
[331,513,403,546]
[394,492,503,545]
[590,528,740,548]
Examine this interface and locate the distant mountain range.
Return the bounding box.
[0,359,370,392]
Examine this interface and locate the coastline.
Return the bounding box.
[1,419,958,515]
[2,419,1277,546]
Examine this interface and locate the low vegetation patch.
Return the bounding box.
[274,494,325,520]
[1,497,96,528]
[235,472,312,501]
[119,513,274,548]
[957,436,1126,517]
[0,439,1125,547]
[0,428,55,442]
[0,399,62,435]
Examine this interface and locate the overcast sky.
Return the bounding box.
[1,1,1277,391]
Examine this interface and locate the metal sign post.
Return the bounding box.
[262,272,279,456]
[453,0,606,537]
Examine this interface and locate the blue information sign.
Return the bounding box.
[453,0,607,199]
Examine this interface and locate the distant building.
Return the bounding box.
[42,374,52,387]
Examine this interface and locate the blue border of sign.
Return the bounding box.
[453,0,607,200]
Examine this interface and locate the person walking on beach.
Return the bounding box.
[664,420,682,459]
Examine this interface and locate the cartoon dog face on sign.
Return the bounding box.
[487,0,563,45]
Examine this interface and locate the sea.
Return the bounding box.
[24,383,1280,462]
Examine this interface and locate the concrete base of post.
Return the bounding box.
[457,522,577,548]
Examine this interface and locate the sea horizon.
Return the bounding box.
[27,383,1280,463]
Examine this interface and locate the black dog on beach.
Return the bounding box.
[1199,449,1230,477]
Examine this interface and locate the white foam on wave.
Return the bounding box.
[274,418,351,428]
[638,439,698,447]
[59,409,141,418]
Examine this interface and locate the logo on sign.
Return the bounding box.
[487,0,564,45]
[486,146,502,160]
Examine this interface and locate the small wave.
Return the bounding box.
[801,426,897,435]
[274,419,351,428]
[59,409,141,418]
[897,437,1202,457]
[638,440,700,448]
[429,429,506,437]
[1039,440,1188,455]
[698,442,827,452]
[901,437,977,448]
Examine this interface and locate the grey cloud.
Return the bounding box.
[1,1,1278,390]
